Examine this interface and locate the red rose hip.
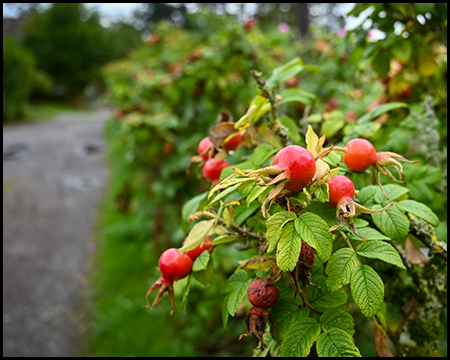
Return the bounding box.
[343,138,377,172]
[203,158,229,183]
[326,175,355,207]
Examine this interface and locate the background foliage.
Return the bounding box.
[91,3,446,357]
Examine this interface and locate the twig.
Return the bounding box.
[250,70,291,147]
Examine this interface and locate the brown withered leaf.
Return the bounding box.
[373,325,394,357]
[216,109,233,123]
[239,256,282,283]
[208,122,237,149]
[405,237,429,268]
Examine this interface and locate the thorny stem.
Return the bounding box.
[250,70,291,147]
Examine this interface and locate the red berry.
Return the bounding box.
[223,133,242,153]
[203,158,230,183]
[198,137,213,161]
[343,138,377,172]
[183,236,213,261]
[247,279,280,309]
[326,175,355,207]
[272,145,316,192]
[299,240,314,268]
[158,248,193,284]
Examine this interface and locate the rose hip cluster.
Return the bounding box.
[197,132,242,184]
[144,237,212,315]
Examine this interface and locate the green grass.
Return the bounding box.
[85,119,260,357]
[85,119,200,357]
[23,102,91,122]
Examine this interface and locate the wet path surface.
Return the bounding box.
[3,108,111,356]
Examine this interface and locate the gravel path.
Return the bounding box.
[3,108,111,356]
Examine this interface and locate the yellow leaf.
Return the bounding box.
[306,124,319,157]
[417,53,438,77]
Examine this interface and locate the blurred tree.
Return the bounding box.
[22,3,109,101]
[133,3,188,32]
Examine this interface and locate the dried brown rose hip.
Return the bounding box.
[239,279,279,349]
[247,279,280,309]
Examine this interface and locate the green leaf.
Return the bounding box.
[371,204,410,240]
[208,183,242,206]
[249,143,277,167]
[179,219,215,252]
[193,255,214,286]
[357,185,380,207]
[314,183,330,203]
[266,211,296,253]
[180,272,192,311]
[246,182,270,208]
[381,184,410,201]
[316,327,362,357]
[270,296,308,342]
[278,88,317,106]
[295,213,333,263]
[350,264,384,318]
[320,309,355,336]
[276,222,302,272]
[306,200,339,229]
[223,270,252,325]
[210,234,243,246]
[234,201,260,226]
[278,115,302,144]
[181,191,208,233]
[356,241,406,270]
[396,200,439,226]
[325,248,360,291]
[357,102,408,124]
[192,250,210,271]
[347,226,391,241]
[280,317,321,357]
[307,276,348,312]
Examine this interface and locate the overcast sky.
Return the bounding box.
[3,3,363,30]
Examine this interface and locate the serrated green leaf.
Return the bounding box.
[397,199,439,226]
[350,264,384,318]
[316,327,361,357]
[315,183,330,203]
[357,185,380,207]
[295,212,333,263]
[193,255,214,286]
[276,222,302,272]
[326,248,360,291]
[208,183,242,206]
[320,309,355,336]
[356,240,406,270]
[270,299,308,342]
[381,184,409,201]
[181,272,192,311]
[347,226,391,241]
[280,317,321,357]
[192,250,210,271]
[306,200,339,229]
[307,276,348,312]
[223,270,252,318]
[266,211,296,253]
[371,204,410,240]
